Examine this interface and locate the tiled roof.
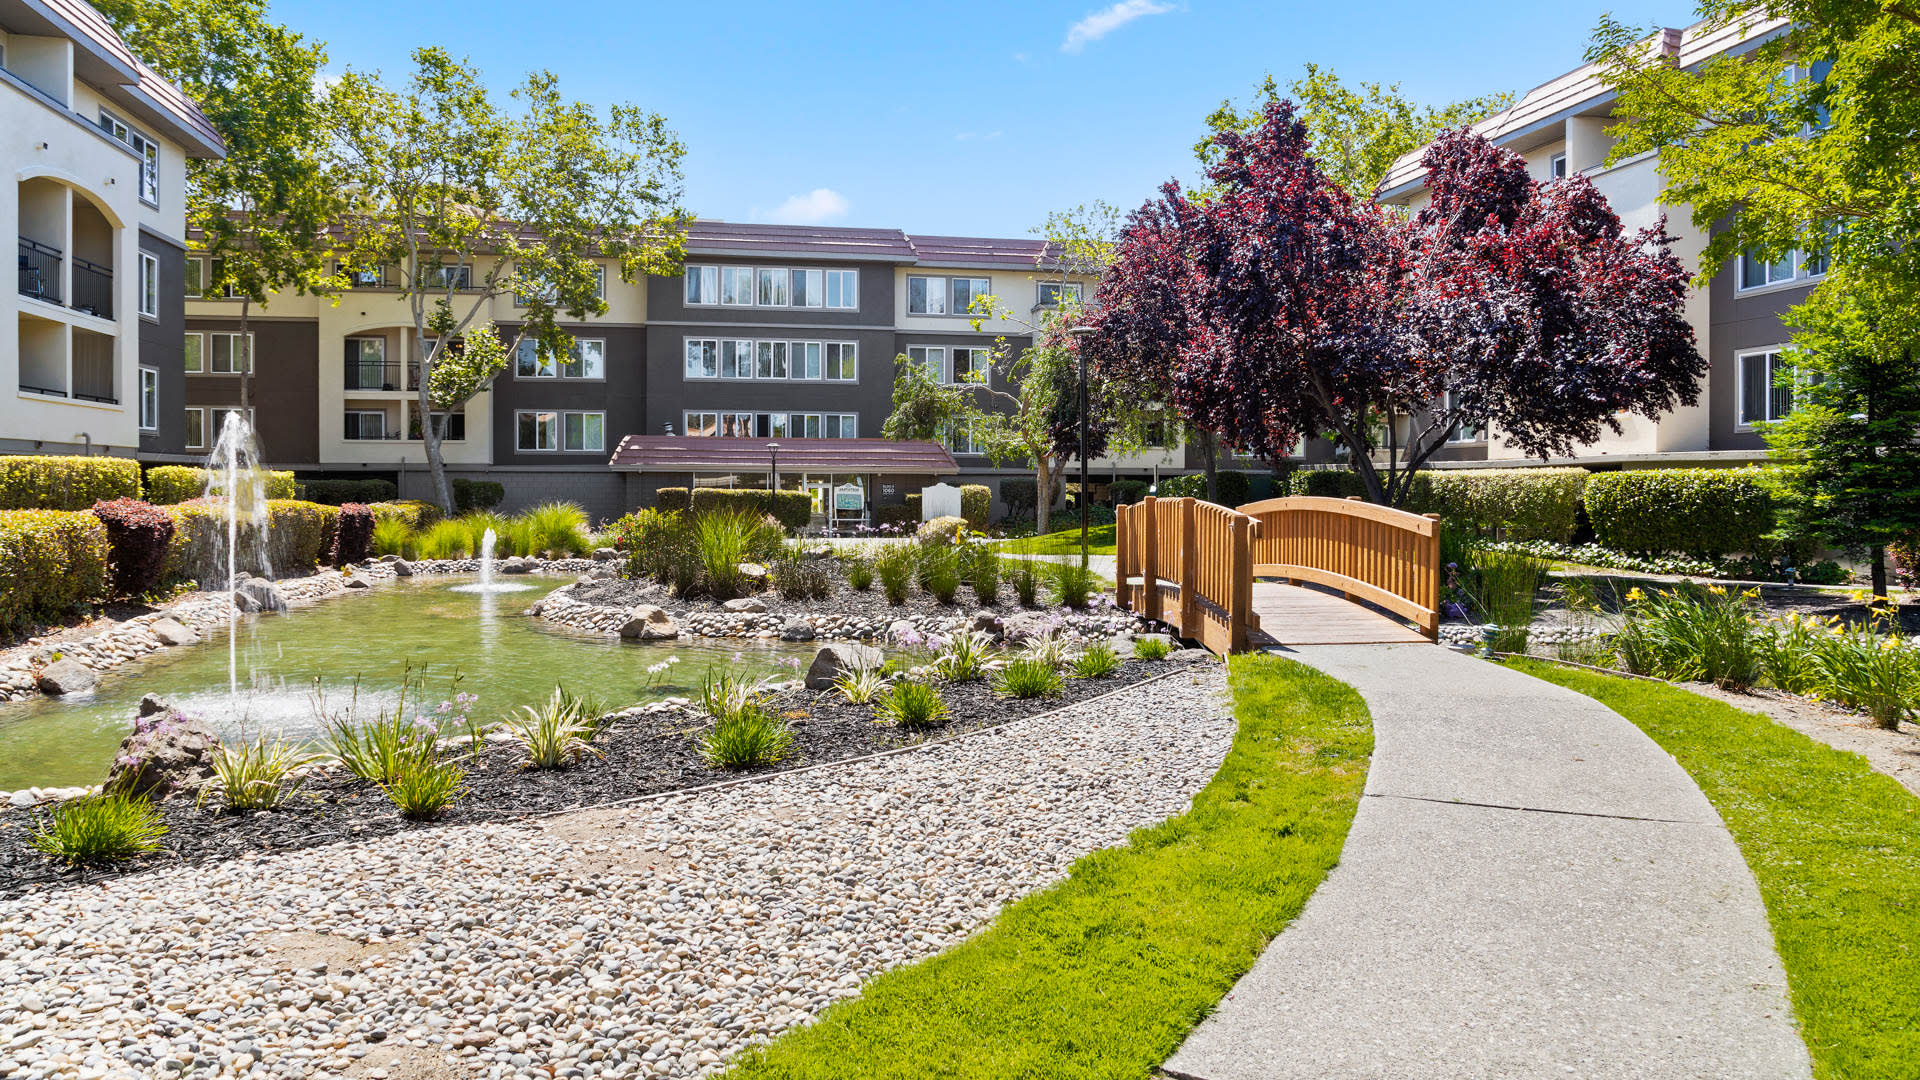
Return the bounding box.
[35,0,224,157]
[128,57,224,156]
[609,436,958,476]
[1375,15,1788,198]
[685,221,918,261]
[906,234,1059,269]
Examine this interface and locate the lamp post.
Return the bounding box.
[766,442,781,517]
[1068,325,1094,570]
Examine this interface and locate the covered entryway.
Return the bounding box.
[607,436,957,531]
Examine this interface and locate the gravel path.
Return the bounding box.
[0,668,1231,1080]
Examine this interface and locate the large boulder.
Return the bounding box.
[805,643,883,689]
[618,605,679,640]
[591,546,622,562]
[235,578,287,613]
[344,576,371,589]
[724,598,768,614]
[967,610,1001,638]
[148,617,199,647]
[105,697,220,799]
[999,611,1064,644]
[391,559,414,578]
[737,562,770,588]
[36,659,97,696]
[779,617,816,642]
[499,556,535,575]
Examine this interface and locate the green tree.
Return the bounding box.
[1763,260,1920,596]
[1198,64,1514,195]
[94,0,345,447]
[325,48,689,512]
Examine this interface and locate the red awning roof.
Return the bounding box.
[608,436,957,476]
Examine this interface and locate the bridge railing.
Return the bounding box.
[1237,495,1442,640]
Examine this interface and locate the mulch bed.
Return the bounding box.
[0,654,1202,898]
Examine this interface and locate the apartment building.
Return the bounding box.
[183,221,1122,524]
[1373,15,1818,471]
[2,0,223,461]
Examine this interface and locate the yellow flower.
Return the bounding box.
[1626,587,1645,603]
[1708,584,1727,596]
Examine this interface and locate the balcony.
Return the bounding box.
[72,329,116,403]
[345,361,405,391]
[70,256,112,318]
[18,238,61,306]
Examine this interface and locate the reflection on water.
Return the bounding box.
[0,576,819,789]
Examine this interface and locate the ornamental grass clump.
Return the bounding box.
[1020,629,1071,669]
[1467,547,1547,653]
[1008,556,1043,607]
[932,629,995,682]
[832,665,886,704]
[457,511,511,556]
[323,684,442,784]
[379,745,466,820]
[371,518,414,558]
[699,701,794,769]
[966,545,1001,604]
[876,545,915,605]
[200,737,313,811]
[994,656,1065,700]
[1050,561,1099,610]
[1133,636,1172,660]
[1071,642,1123,679]
[774,543,833,600]
[877,680,949,730]
[504,687,603,769]
[414,519,473,560]
[695,510,763,600]
[521,501,590,557]
[30,792,168,864]
[845,554,875,591]
[1614,585,1762,689]
[921,548,963,604]
[1808,598,1919,730]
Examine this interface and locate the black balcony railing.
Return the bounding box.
[18,237,61,305]
[345,361,405,391]
[70,255,112,318]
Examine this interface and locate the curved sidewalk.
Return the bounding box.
[1165,644,1810,1080]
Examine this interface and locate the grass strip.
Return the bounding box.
[997,523,1117,556]
[1510,659,1920,1080]
[728,654,1371,1080]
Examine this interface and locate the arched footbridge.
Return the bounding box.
[1114,495,1443,653]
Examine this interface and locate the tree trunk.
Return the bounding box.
[1198,428,1219,503]
[1035,457,1053,535]
[1871,543,1888,598]
[417,361,455,515]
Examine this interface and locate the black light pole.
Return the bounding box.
[766,442,780,516]
[1069,325,1094,571]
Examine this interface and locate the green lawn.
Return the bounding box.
[1509,660,1920,1080]
[997,523,1117,556]
[727,654,1372,1080]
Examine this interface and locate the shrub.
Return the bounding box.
[699,701,794,769]
[29,793,167,864]
[877,545,915,605]
[877,681,950,730]
[1401,468,1587,543]
[1892,534,1920,589]
[331,504,376,566]
[301,477,397,505]
[653,486,692,513]
[371,518,414,558]
[1585,468,1778,556]
[876,502,919,528]
[994,656,1065,699]
[91,498,175,598]
[967,545,1001,604]
[505,687,603,768]
[1008,556,1042,607]
[833,665,886,704]
[379,745,466,819]
[613,508,702,593]
[1071,642,1123,678]
[0,510,110,633]
[1614,585,1763,689]
[922,548,963,604]
[845,554,875,591]
[1809,605,1919,730]
[917,515,967,548]
[690,488,812,531]
[695,511,764,600]
[960,484,992,530]
[145,465,297,506]
[452,478,505,513]
[1109,479,1150,506]
[520,502,590,557]
[1051,561,1099,609]
[933,629,995,681]
[774,544,834,600]
[1160,470,1252,506]
[413,519,473,560]
[1133,636,1172,660]
[368,500,441,529]
[0,455,140,510]
[201,738,312,811]
[1000,477,1039,519]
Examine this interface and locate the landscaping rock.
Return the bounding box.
[105,707,220,799]
[591,546,622,562]
[391,559,414,577]
[887,619,919,643]
[148,618,199,647]
[344,577,371,590]
[968,610,1001,637]
[780,618,816,642]
[804,643,883,689]
[5,790,30,809]
[618,605,679,640]
[378,554,402,563]
[235,579,288,613]
[36,659,97,696]
[738,562,770,586]
[724,598,768,614]
[999,611,1064,644]
[499,557,534,575]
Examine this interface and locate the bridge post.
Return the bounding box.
[1227,514,1254,653]
[1141,496,1161,623]
[1179,498,1200,638]
[1113,504,1132,612]
[1421,512,1442,640]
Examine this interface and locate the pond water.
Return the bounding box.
[0,576,823,790]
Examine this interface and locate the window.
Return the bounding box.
[755,267,791,307]
[1444,389,1484,443]
[183,332,203,373]
[825,269,858,310]
[563,411,605,451]
[755,341,788,379]
[721,267,754,306]
[945,420,983,455]
[347,337,390,389]
[1141,411,1177,449]
[100,111,159,205]
[908,345,946,382]
[138,367,158,430]
[344,410,390,440]
[1037,281,1083,307]
[793,341,822,380]
[720,339,752,379]
[952,347,991,384]
[512,410,602,451]
[409,409,466,442]
[826,342,857,381]
[1548,152,1569,181]
[951,276,990,314]
[184,407,207,450]
[1738,241,1830,291]
[685,265,720,305]
[517,411,559,450]
[592,265,606,301]
[423,264,471,290]
[683,411,756,438]
[138,253,159,318]
[908,276,948,315]
[684,338,719,379]
[208,332,252,374]
[517,339,557,378]
[183,258,204,299]
[206,257,238,298]
[824,413,857,438]
[1738,347,1809,427]
[341,262,387,288]
[791,268,824,308]
[562,339,604,379]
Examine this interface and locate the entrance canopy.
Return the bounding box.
[608,436,957,476]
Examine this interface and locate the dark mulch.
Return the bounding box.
[565,566,1077,625]
[0,655,1197,898]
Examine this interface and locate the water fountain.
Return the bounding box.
[451,527,531,595]
[202,410,274,697]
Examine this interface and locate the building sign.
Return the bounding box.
[880,484,896,497]
[835,484,864,511]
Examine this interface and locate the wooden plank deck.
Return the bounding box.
[1247,580,1430,647]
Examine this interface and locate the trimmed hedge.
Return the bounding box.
[1403,468,1587,543]
[91,499,176,598]
[146,465,298,505]
[453,478,505,513]
[367,500,441,529]
[1001,478,1038,518]
[0,455,141,510]
[654,487,692,513]
[1585,468,1778,557]
[0,510,109,632]
[164,498,334,582]
[1159,470,1253,507]
[876,503,919,528]
[689,488,813,531]
[302,477,398,505]
[1109,479,1150,506]
[332,504,376,566]
[960,484,992,530]
[1286,469,1368,500]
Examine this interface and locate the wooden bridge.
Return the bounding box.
[1114,495,1443,654]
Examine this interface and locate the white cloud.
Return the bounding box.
[1061,0,1174,53]
[954,130,1004,142]
[766,188,850,226]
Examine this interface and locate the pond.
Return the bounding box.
[0,576,823,790]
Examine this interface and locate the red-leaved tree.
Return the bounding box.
[1086,101,1705,506]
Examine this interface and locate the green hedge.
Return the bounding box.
[689,488,813,531]
[1159,470,1253,506]
[164,498,334,583]
[1402,468,1587,543]
[146,465,298,505]
[1109,479,1150,506]
[0,456,141,510]
[1000,478,1038,518]
[367,500,441,529]
[960,485,992,530]
[1286,469,1368,500]
[452,478,504,513]
[301,477,397,505]
[654,487,692,513]
[1585,468,1778,557]
[0,510,109,632]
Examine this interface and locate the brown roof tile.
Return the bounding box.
[608,436,957,476]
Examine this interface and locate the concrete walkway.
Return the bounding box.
[1165,644,1810,1080]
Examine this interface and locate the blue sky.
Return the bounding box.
[275,0,1693,238]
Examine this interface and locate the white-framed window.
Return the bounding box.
[683,411,756,438]
[951,276,990,313]
[346,337,390,389]
[1737,346,1810,428]
[790,268,824,308]
[756,341,789,379]
[519,337,604,379]
[907,275,948,315]
[138,253,159,318]
[908,345,946,382]
[183,332,204,374]
[344,410,389,440]
[756,267,790,307]
[685,338,719,379]
[517,338,557,378]
[1036,281,1083,307]
[826,341,857,381]
[685,265,720,305]
[721,267,754,306]
[591,264,606,301]
[184,406,207,450]
[952,346,991,384]
[1738,242,1830,292]
[183,257,204,299]
[518,410,605,451]
[138,367,159,430]
[564,411,605,451]
[945,419,984,455]
[341,261,387,288]
[793,341,823,380]
[825,269,858,310]
[1548,152,1568,181]
[99,110,159,205]
[208,332,252,374]
[422,264,471,290]
[824,413,857,438]
[720,339,752,379]
[1444,388,1484,443]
